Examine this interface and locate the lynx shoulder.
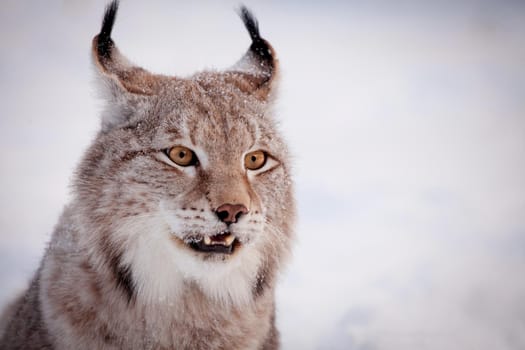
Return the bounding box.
[0,1,295,349]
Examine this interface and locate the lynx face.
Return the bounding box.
[74,2,295,306]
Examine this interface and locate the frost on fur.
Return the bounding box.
[92,1,279,132]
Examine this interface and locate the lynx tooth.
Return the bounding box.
[224,234,235,246]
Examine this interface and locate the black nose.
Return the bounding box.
[215,204,248,225]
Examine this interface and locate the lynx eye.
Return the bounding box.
[166,146,197,167]
[244,150,267,170]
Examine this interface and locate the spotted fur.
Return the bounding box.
[0,1,295,349]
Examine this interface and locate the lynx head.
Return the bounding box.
[74,0,294,307]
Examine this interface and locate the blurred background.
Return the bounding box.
[1,0,524,349]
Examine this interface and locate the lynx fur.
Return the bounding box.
[0,2,295,349]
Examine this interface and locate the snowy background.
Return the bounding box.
[1,0,525,349]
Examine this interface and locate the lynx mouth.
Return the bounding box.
[188,231,238,254]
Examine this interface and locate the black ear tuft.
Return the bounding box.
[239,6,261,42]
[238,6,274,71]
[97,0,120,59]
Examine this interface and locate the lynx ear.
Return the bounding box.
[92,1,159,130]
[93,0,158,95]
[229,6,278,100]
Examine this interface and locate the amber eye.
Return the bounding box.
[166,146,197,167]
[244,150,267,170]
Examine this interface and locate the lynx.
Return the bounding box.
[0,1,295,349]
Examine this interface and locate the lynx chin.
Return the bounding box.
[0,1,295,349]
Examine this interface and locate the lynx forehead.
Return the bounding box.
[0,1,295,349]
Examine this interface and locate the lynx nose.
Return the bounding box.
[216,204,248,225]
